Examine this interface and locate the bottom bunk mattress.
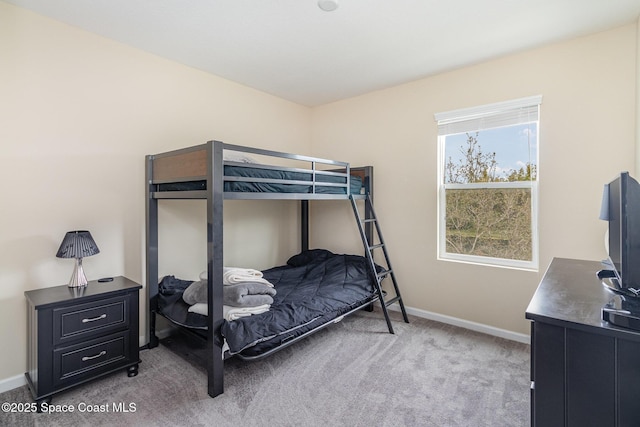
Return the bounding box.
[157,249,378,357]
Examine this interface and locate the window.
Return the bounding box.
[435,96,541,270]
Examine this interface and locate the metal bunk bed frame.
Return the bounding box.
[145,140,404,398]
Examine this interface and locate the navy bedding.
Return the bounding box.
[157,249,378,357]
[157,165,363,195]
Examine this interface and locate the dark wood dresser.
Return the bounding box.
[24,277,141,407]
[526,258,640,427]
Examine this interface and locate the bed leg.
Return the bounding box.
[148,310,159,348]
[207,336,225,398]
[301,200,309,252]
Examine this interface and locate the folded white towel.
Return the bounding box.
[199,268,274,287]
[188,303,271,321]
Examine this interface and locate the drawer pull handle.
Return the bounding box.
[82,350,106,362]
[82,314,107,323]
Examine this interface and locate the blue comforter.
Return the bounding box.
[157,249,378,357]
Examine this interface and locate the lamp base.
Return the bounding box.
[68,258,88,288]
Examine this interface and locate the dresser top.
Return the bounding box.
[526,257,640,339]
[25,276,141,308]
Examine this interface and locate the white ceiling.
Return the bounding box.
[6,0,640,106]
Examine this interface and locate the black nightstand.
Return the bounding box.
[24,276,141,407]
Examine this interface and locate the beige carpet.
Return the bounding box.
[1,309,530,426]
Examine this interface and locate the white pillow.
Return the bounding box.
[223,151,256,163]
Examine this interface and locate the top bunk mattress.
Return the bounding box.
[157,164,363,195]
[157,249,378,357]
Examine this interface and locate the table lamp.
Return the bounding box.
[56,230,100,287]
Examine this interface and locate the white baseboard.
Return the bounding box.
[155,325,175,340]
[0,374,27,395]
[388,304,531,345]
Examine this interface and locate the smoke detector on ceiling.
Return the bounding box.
[318,0,339,12]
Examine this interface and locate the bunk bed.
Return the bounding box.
[145,140,407,398]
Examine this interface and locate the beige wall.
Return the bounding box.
[0,2,310,382]
[310,24,638,336]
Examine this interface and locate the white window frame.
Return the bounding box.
[435,96,541,271]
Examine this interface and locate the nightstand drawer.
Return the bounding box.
[53,331,130,385]
[53,295,129,345]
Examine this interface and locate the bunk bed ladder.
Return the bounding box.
[350,194,409,334]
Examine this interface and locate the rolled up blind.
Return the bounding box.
[435,95,542,136]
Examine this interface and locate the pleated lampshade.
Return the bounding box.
[56,231,100,287]
[56,231,100,259]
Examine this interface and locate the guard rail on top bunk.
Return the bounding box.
[145,140,373,398]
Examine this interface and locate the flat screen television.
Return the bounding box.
[601,172,640,296]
